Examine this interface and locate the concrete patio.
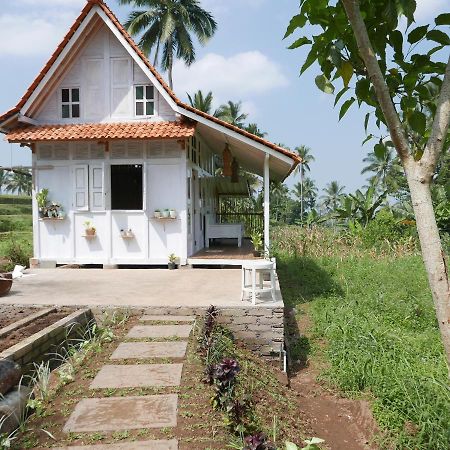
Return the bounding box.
[0,268,283,309]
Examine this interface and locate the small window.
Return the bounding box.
[61,88,80,119]
[135,85,155,116]
[111,165,143,210]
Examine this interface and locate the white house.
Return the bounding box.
[0,0,300,267]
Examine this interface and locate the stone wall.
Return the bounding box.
[92,305,285,359]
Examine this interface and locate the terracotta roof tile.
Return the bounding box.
[0,0,300,170]
[6,121,196,143]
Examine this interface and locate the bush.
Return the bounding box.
[0,216,33,232]
[0,195,32,205]
[2,237,32,269]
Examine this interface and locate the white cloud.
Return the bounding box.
[415,0,447,21]
[172,51,289,104]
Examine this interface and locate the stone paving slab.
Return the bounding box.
[110,341,188,359]
[139,315,195,322]
[63,394,178,432]
[49,440,178,450]
[90,364,183,388]
[127,324,192,339]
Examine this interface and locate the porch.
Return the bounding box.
[1,267,283,309]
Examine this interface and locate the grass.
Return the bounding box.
[275,226,449,450]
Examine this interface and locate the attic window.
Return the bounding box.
[61,88,80,119]
[135,85,154,116]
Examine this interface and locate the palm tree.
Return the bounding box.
[214,101,248,128]
[119,0,217,89]
[322,180,345,212]
[187,90,213,113]
[0,169,11,194]
[5,171,32,196]
[245,123,267,138]
[293,177,318,213]
[361,144,400,191]
[293,145,315,221]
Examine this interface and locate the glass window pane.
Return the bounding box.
[111,165,143,210]
[62,104,70,118]
[71,88,79,102]
[62,89,70,103]
[146,86,154,100]
[72,104,80,118]
[145,101,154,116]
[136,102,144,116]
[135,86,144,100]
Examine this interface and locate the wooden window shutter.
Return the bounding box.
[73,164,89,211]
[89,164,104,211]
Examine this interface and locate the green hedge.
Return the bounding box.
[0,194,32,205]
[0,216,33,232]
[0,204,32,215]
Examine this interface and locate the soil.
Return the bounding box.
[0,310,71,352]
[287,306,379,450]
[0,305,42,329]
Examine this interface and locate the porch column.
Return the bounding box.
[264,153,270,257]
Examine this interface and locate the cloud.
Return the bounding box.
[172,51,289,104]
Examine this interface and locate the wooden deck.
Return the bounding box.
[188,239,260,266]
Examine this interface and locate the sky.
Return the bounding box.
[0,0,447,196]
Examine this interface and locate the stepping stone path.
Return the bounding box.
[63,316,195,450]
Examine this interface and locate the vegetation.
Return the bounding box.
[273,226,449,449]
[0,169,31,196]
[119,0,217,89]
[285,0,450,366]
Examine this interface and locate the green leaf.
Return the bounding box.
[355,78,370,101]
[300,46,318,74]
[435,13,450,26]
[364,113,370,132]
[288,36,311,49]
[400,96,417,111]
[285,443,298,450]
[390,30,403,55]
[334,87,348,106]
[339,97,355,120]
[340,61,353,88]
[408,110,427,134]
[407,25,428,44]
[315,75,335,94]
[374,143,386,159]
[284,14,306,39]
[427,30,450,46]
[362,134,373,145]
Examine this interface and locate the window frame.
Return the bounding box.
[110,163,145,211]
[134,84,155,118]
[61,87,81,119]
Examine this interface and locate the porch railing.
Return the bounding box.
[216,213,263,237]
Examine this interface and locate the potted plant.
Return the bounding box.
[36,189,49,218]
[162,208,170,218]
[169,208,177,219]
[250,231,263,257]
[168,253,178,270]
[154,209,161,218]
[83,221,96,237]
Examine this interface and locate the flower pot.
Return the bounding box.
[161,210,170,218]
[154,211,161,218]
[85,228,96,236]
[169,209,177,219]
[168,262,177,270]
[253,250,261,257]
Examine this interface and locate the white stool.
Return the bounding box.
[241,260,277,305]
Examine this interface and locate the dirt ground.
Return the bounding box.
[287,306,379,450]
[0,305,42,329]
[0,310,71,352]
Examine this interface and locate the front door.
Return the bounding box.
[192,170,203,253]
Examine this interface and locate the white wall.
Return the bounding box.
[34,140,187,265]
[35,24,176,124]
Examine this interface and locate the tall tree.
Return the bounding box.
[294,145,315,220]
[286,1,450,365]
[0,169,10,194]
[294,177,318,213]
[322,180,345,212]
[214,101,248,128]
[5,171,31,196]
[187,90,213,113]
[119,0,217,89]
[245,123,267,138]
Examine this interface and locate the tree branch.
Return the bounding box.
[341,0,412,163]
[422,55,450,174]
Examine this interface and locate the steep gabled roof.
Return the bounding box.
[0,0,300,170]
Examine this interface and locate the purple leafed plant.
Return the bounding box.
[213,358,240,388]
[243,433,275,450]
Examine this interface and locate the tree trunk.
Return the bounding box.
[405,162,450,364]
[300,169,304,222]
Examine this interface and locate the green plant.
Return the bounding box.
[2,236,32,269]
[35,189,49,209]
[250,231,263,253]
[168,253,177,264]
[285,437,324,450]
[0,415,17,450]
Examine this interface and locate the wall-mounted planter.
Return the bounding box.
[82,234,97,239]
[39,217,65,221]
[120,230,135,239]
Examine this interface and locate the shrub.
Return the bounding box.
[2,237,32,269]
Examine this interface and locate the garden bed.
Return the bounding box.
[0,305,41,329]
[0,309,72,352]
